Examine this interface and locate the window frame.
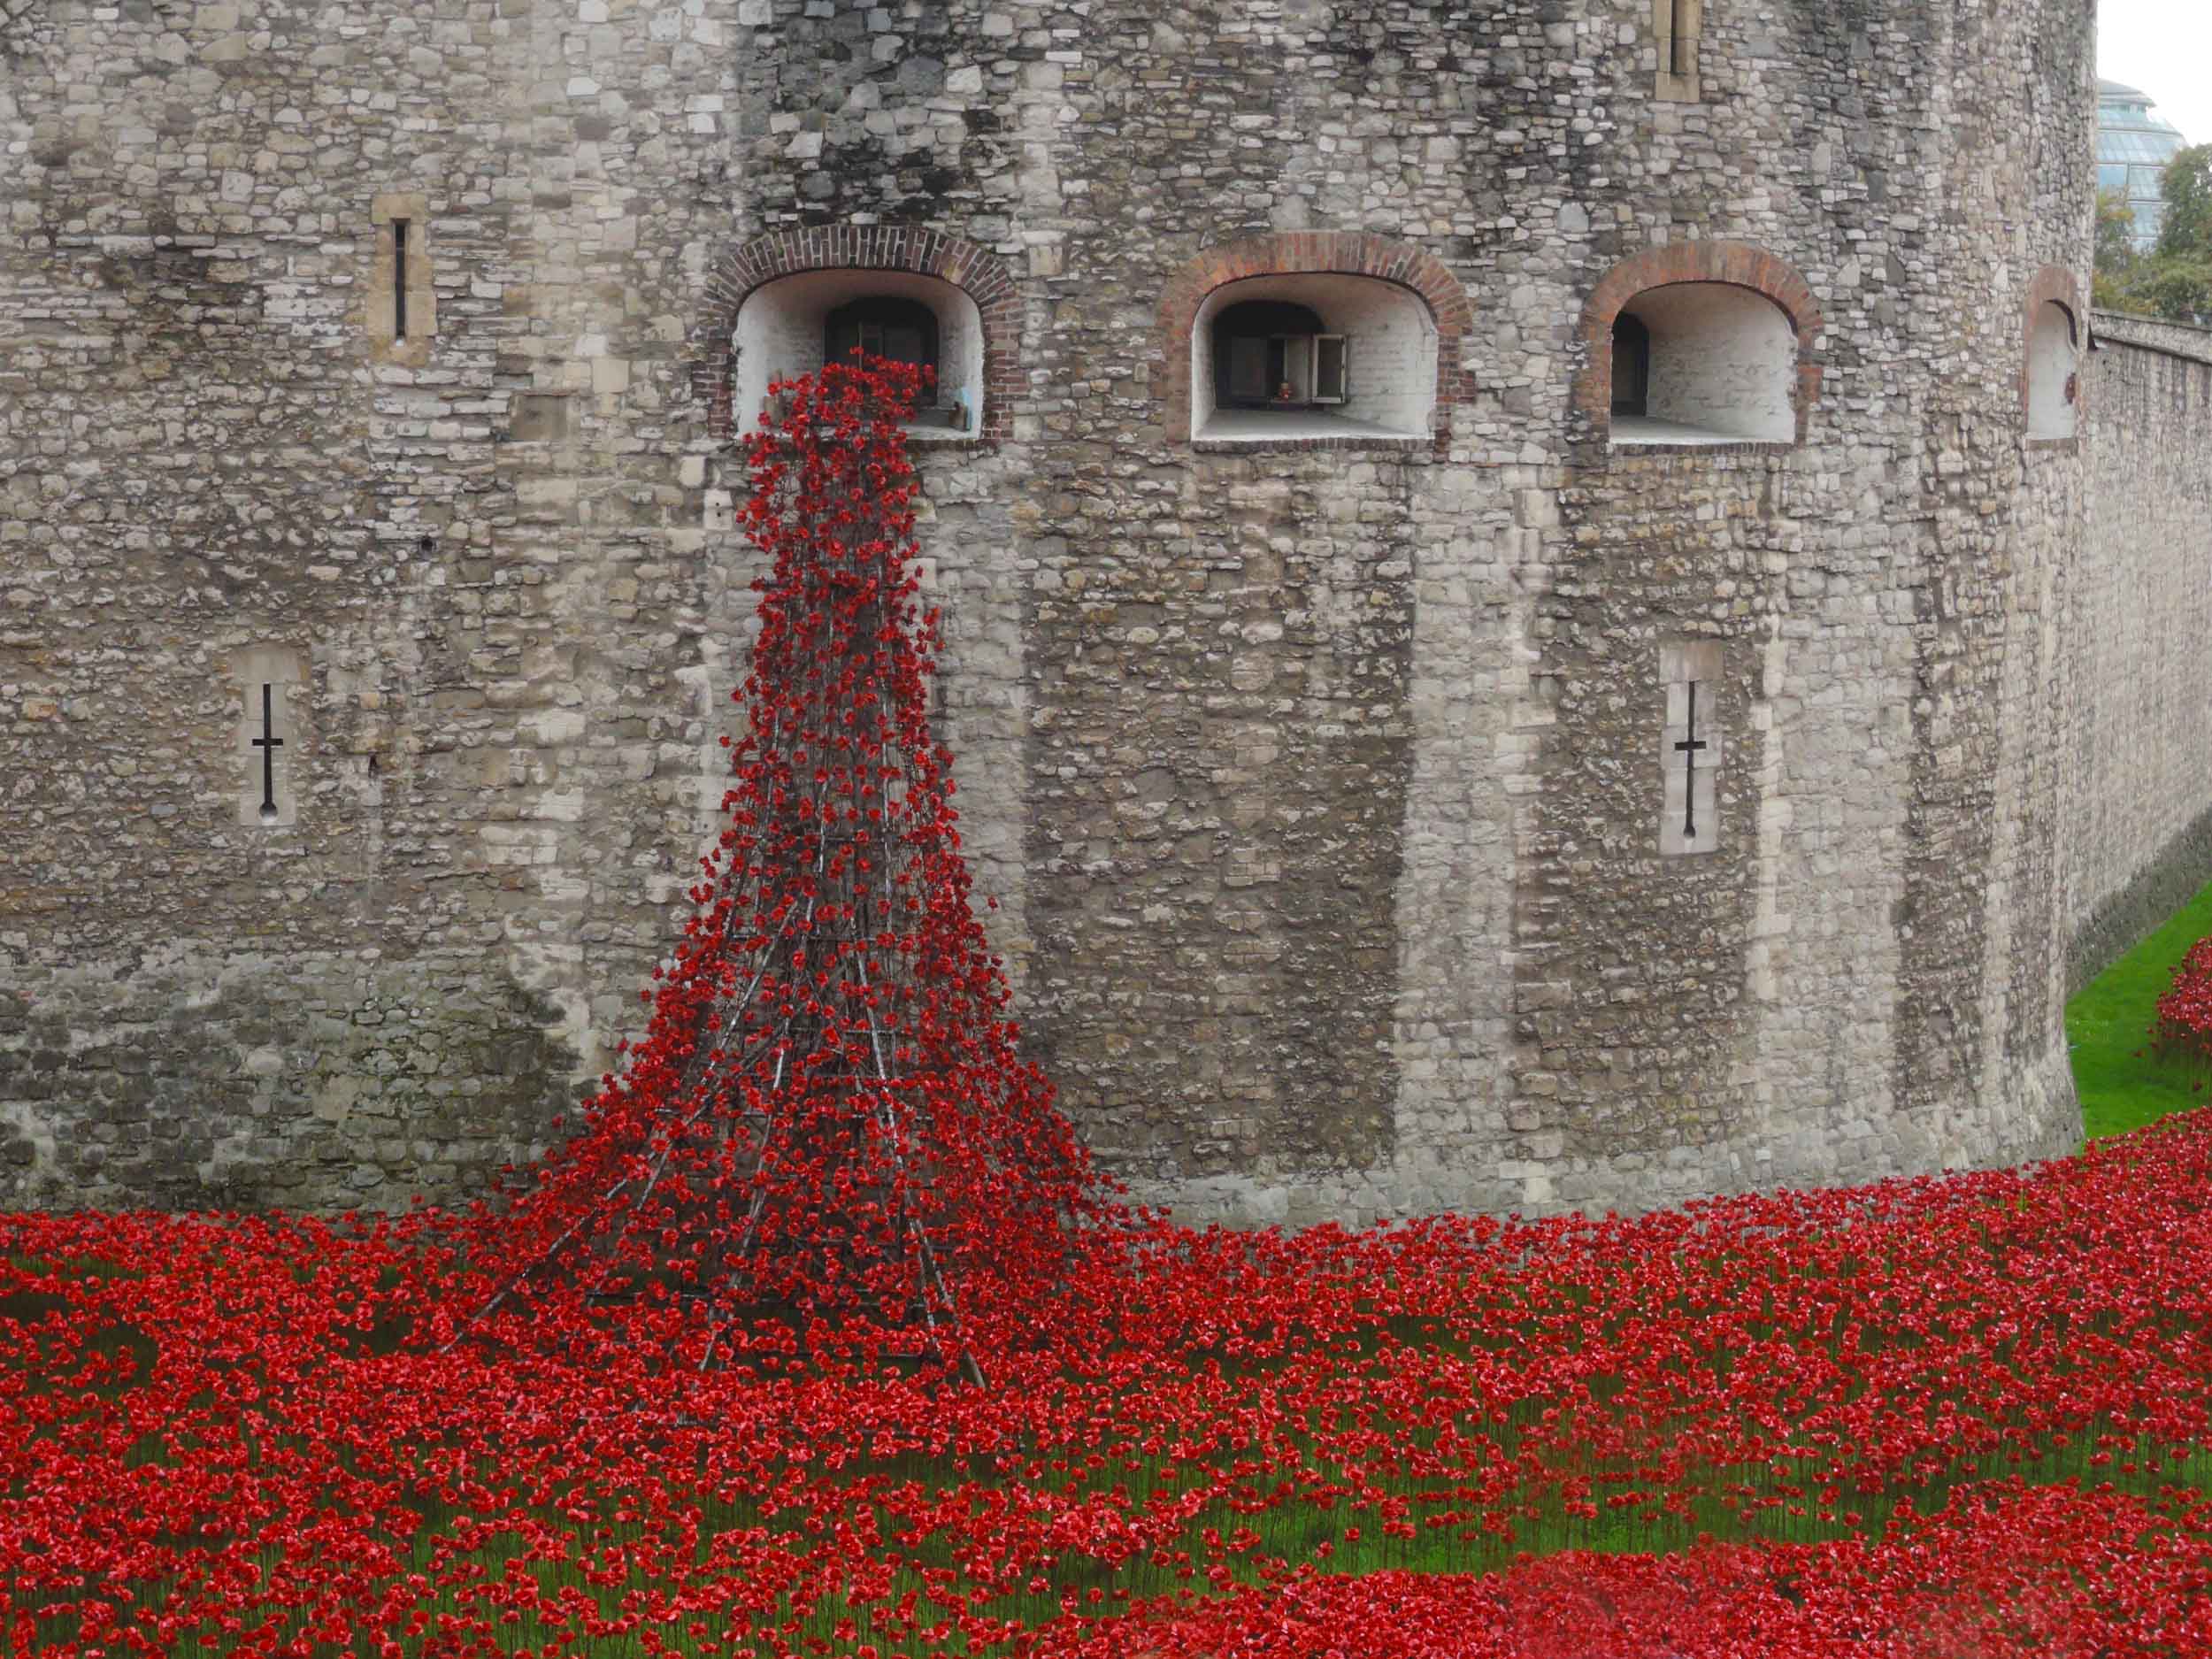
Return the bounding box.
[1312,334,1349,405]
[1212,300,1330,411]
[824,296,941,387]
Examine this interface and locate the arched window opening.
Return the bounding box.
[1609,281,1798,446]
[733,270,983,442]
[1190,274,1437,442]
[2027,300,2079,441]
[1610,313,1652,419]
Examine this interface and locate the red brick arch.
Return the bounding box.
[693,227,1022,442]
[1575,242,1825,447]
[1156,232,1475,449]
[2024,264,2085,439]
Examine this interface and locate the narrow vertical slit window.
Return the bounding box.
[392,219,410,341]
[1659,641,1723,856]
[1674,682,1706,841]
[370,194,433,359]
[232,647,303,829]
[253,684,284,826]
[1655,0,1701,100]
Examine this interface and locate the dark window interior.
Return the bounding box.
[825,298,940,387]
[392,219,410,340]
[1611,312,1651,419]
[1212,300,1326,408]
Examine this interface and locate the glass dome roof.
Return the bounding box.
[2097,80,2191,251]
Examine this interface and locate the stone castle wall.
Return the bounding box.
[2067,314,2212,991]
[0,0,739,1203]
[0,0,2131,1225]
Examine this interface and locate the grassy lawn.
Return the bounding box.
[2068,879,2212,1141]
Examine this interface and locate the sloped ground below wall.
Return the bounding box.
[2067,874,2212,1140]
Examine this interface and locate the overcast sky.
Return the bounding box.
[2100,0,2212,147]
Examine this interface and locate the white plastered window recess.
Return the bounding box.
[1609,282,1798,448]
[2027,300,2079,441]
[1190,275,1435,443]
[732,271,984,443]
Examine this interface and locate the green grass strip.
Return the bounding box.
[2067,878,2212,1141]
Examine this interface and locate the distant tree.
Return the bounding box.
[2154,145,2212,261]
[2093,188,2139,311]
[2132,257,2212,326]
[2098,148,2212,325]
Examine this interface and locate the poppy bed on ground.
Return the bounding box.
[7,362,2208,1658]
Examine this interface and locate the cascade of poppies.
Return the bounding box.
[462,356,1095,1380]
[2152,935,2212,1071]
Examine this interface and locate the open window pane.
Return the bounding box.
[1214,300,1325,408]
[1313,335,1348,403]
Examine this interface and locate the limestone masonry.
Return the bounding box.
[3,0,2204,1226]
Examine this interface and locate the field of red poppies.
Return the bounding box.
[6,1109,2212,1658]
[2154,935,2212,1074]
[9,362,2211,1657]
